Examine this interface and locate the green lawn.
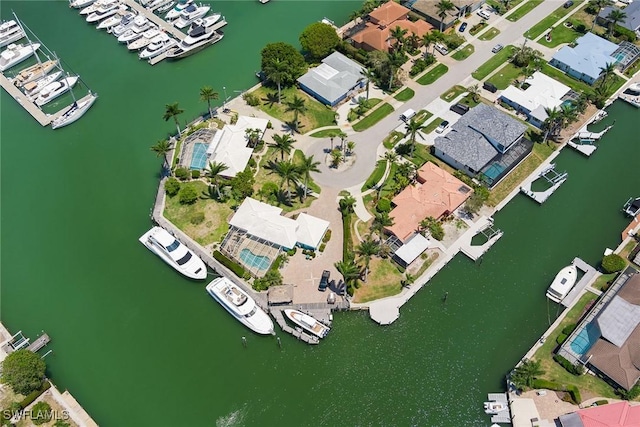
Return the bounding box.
[404,143,437,167]
[538,22,580,48]
[292,149,321,194]
[592,273,617,292]
[540,63,592,94]
[352,103,394,132]
[416,64,449,85]
[441,85,467,102]
[423,117,444,134]
[362,160,388,191]
[383,130,405,149]
[309,128,341,138]
[524,1,580,40]
[414,109,433,125]
[478,27,500,41]
[394,87,415,102]
[471,45,515,80]
[250,85,336,132]
[487,63,523,90]
[506,0,544,22]
[353,257,403,303]
[625,59,640,77]
[452,44,474,61]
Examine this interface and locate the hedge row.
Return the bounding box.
[1,381,52,424]
[213,251,249,279]
[553,354,584,376]
[532,379,581,404]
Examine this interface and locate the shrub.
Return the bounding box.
[174,167,189,180]
[248,158,257,169]
[266,121,273,129]
[376,198,392,213]
[319,243,326,252]
[562,324,576,335]
[409,59,429,77]
[553,354,584,376]
[286,247,297,256]
[179,185,198,204]
[531,379,581,404]
[229,169,255,199]
[243,92,261,106]
[190,212,205,225]
[213,250,248,279]
[594,399,608,406]
[19,381,51,410]
[556,333,567,345]
[614,25,637,42]
[602,253,625,273]
[164,177,181,196]
[443,33,465,50]
[31,401,52,425]
[230,113,238,125]
[322,229,332,243]
[191,169,200,179]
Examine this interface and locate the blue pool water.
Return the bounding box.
[483,163,506,180]
[562,100,573,107]
[239,248,271,271]
[190,143,208,170]
[570,323,600,355]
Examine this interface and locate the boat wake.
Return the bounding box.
[216,406,247,427]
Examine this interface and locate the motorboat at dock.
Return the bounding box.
[484,401,508,415]
[117,17,153,43]
[22,70,63,97]
[86,3,126,24]
[51,92,98,129]
[0,42,41,72]
[12,58,58,87]
[0,20,25,48]
[139,33,176,60]
[33,76,79,107]
[173,4,210,29]
[284,309,330,338]
[165,27,223,59]
[138,226,207,280]
[109,12,137,36]
[164,0,193,20]
[186,13,221,33]
[545,264,578,303]
[127,28,161,50]
[96,8,132,30]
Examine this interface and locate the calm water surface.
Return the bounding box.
[1,2,639,425]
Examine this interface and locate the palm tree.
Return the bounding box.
[372,211,394,242]
[330,149,343,167]
[406,32,420,50]
[264,58,290,104]
[571,92,589,114]
[389,25,408,52]
[150,139,172,166]
[337,130,347,156]
[404,117,426,157]
[297,153,320,200]
[560,103,578,131]
[270,133,295,160]
[542,106,562,145]
[163,102,184,136]
[422,32,436,56]
[355,96,369,117]
[339,194,356,214]
[285,95,307,132]
[589,0,614,31]
[245,128,262,148]
[598,62,616,88]
[510,43,541,67]
[384,150,398,165]
[268,160,300,203]
[606,9,626,36]
[436,0,455,32]
[199,86,219,118]
[401,272,416,288]
[346,141,356,156]
[356,238,380,282]
[511,359,544,390]
[335,256,361,293]
[467,84,480,102]
[360,67,376,100]
[206,161,229,199]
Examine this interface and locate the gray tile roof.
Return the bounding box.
[600,2,640,31]
[297,52,365,105]
[434,104,527,172]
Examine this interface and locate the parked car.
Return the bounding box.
[563,1,574,8]
[483,81,498,93]
[459,22,468,32]
[434,43,449,55]
[491,43,504,53]
[477,9,490,20]
[318,270,330,291]
[400,108,416,122]
[450,103,470,115]
[435,120,450,134]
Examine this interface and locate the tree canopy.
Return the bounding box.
[1,349,46,395]
[299,22,340,60]
[261,42,307,87]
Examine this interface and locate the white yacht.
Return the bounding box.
[627,83,640,95]
[138,226,207,280]
[110,12,138,36]
[205,277,274,335]
[139,33,176,59]
[13,58,58,87]
[546,264,578,303]
[22,70,62,97]
[187,13,221,33]
[173,4,210,29]
[96,8,130,30]
[80,0,114,15]
[127,28,161,50]
[117,18,153,43]
[70,0,97,9]
[33,76,78,107]
[164,0,193,21]
[284,309,330,339]
[166,27,222,59]
[156,1,175,13]
[86,3,125,24]
[0,20,25,48]
[51,92,98,129]
[0,43,40,72]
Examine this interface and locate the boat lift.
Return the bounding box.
[520,163,568,204]
[623,197,640,218]
[6,331,30,352]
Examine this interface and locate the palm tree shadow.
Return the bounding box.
[262,92,279,108]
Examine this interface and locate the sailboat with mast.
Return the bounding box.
[10,13,58,87]
[50,64,98,129]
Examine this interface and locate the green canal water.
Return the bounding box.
[1,1,639,425]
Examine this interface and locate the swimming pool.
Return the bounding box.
[190,143,208,170]
[483,162,505,181]
[239,248,271,271]
[569,323,600,355]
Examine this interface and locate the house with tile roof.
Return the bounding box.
[558,401,640,427]
[550,33,619,85]
[408,0,485,31]
[598,1,640,36]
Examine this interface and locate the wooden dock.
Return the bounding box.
[148,19,228,66]
[119,0,186,40]
[26,333,51,352]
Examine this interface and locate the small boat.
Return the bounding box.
[0,20,25,48]
[86,3,125,24]
[96,8,130,29]
[165,28,223,59]
[546,264,578,303]
[70,0,96,9]
[22,70,63,97]
[173,4,210,29]
[80,0,114,15]
[139,33,176,59]
[13,59,58,87]
[591,109,608,124]
[164,0,193,20]
[627,83,640,95]
[33,76,79,106]
[205,277,274,335]
[284,309,330,338]
[484,401,508,414]
[138,226,207,279]
[0,43,41,72]
[127,28,161,50]
[117,18,153,43]
[110,12,138,36]
[155,1,175,13]
[623,197,640,218]
[259,0,270,4]
[51,92,98,129]
[186,13,221,33]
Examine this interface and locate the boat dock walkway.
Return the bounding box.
[148,19,228,66]
[271,309,320,345]
[567,140,597,156]
[560,257,597,308]
[487,392,511,424]
[119,0,186,41]
[459,216,504,262]
[26,333,51,353]
[567,123,614,156]
[618,93,640,107]
[520,163,568,204]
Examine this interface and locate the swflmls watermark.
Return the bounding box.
[3,409,71,421]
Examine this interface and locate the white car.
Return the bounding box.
[477,9,491,20]
[435,120,450,134]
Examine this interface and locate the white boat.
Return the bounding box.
[13,59,58,87]
[51,92,98,129]
[117,18,153,43]
[166,28,223,59]
[0,43,41,72]
[627,83,640,95]
[22,70,63,97]
[0,20,25,48]
[546,264,578,303]
[86,3,125,24]
[173,4,210,29]
[156,1,175,13]
[70,0,97,9]
[484,401,508,414]
[127,28,161,50]
[34,76,78,106]
[186,13,220,33]
[284,309,330,338]
[205,277,274,335]
[80,0,114,15]
[591,109,608,124]
[164,0,193,21]
[110,12,138,36]
[138,226,207,280]
[96,8,130,29]
[139,33,176,59]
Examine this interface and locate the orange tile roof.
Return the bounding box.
[391,19,433,38]
[577,401,640,427]
[351,20,433,52]
[386,163,472,242]
[368,1,410,27]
